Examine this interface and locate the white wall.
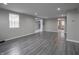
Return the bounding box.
[44,19,58,32]
[67,10,79,42]
[0,8,37,41]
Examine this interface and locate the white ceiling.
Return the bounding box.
[0,3,79,18]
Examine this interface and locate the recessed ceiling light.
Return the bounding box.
[57,8,61,11]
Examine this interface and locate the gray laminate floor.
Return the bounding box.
[66,41,79,55]
[0,31,78,55]
[0,31,65,55]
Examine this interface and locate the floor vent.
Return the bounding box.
[0,41,5,44]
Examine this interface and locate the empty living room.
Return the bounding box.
[0,2,79,56]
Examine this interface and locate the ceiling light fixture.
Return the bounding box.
[57,8,61,11]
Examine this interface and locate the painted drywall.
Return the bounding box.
[67,10,79,41]
[44,19,58,32]
[0,8,37,41]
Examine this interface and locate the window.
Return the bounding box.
[9,13,19,28]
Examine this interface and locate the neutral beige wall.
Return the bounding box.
[44,19,58,32]
[0,8,36,41]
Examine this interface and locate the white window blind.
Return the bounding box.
[9,13,19,28]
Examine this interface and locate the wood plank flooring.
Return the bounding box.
[0,32,64,55]
[0,31,78,55]
[66,41,79,55]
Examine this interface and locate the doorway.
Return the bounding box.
[35,18,43,33]
[57,17,67,54]
[58,18,65,32]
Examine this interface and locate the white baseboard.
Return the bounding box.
[5,32,39,41]
[67,39,79,43]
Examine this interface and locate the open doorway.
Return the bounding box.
[58,17,65,32]
[35,18,43,33]
[54,17,67,54]
[57,17,66,40]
